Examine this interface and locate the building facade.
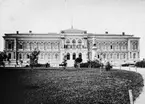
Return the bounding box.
[3,28,140,67]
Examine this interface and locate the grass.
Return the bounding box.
[1,67,144,104]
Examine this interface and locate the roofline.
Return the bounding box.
[88,33,134,36]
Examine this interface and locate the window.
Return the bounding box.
[72,39,76,48]
[8,43,12,49]
[66,39,70,49]
[130,52,132,58]
[66,39,70,44]
[110,53,112,59]
[67,53,70,60]
[40,43,44,49]
[55,53,58,59]
[18,43,23,49]
[48,53,50,59]
[79,53,82,59]
[78,39,82,48]
[110,45,113,49]
[123,53,126,59]
[123,45,126,50]
[41,53,43,59]
[73,53,76,60]
[117,45,119,50]
[19,53,22,59]
[8,53,11,59]
[30,43,34,50]
[117,53,119,59]
[27,54,29,58]
[98,55,100,58]
[103,54,106,59]
[133,53,136,59]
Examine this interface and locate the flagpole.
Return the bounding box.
[64,0,74,29]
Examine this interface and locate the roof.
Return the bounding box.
[61,28,87,34]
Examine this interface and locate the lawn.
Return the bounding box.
[1,67,144,104]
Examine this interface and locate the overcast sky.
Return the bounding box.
[0,0,145,59]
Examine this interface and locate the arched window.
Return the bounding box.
[55,53,59,59]
[19,53,22,59]
[110,45,113,49]
[41,53,44,59]
[48,53,50,59]
[30,42,34,50]
[44,43,47,50]
[117,53,119,59]
[72,39,76,48]
[73,53,76,60]
[133,53,136,59]
[103,53,106,59]
[78,39,82,48]
[98,55,100,58]
[65,39,70,49]
[66,39,70,44]
[123,53,126,59]
[18,43,23,49]
[79,53,82,59]
[67,53,70,60]
[8,43,12,49]
[130,52,132,58]
[47,43,51,49]
[27,54,29,59]
[110,53,112,59]
[72,39,76,44]
[116,45,119,50]
[123,45,126,50]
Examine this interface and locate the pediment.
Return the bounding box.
[61,28,87,34]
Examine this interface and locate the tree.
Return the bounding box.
[29,48,40,69]
[0,51,9,67]
[59,55,67,69]
[74,57,82,68]
[105,62,112,71]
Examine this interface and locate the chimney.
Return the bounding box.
[84,31,87,34]
[61,31,64,33]
[29,30,32,34]
[16,31,19,34]
[122,32,125,35]
[105,31,108,34]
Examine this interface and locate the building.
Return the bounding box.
[3,28,140,67]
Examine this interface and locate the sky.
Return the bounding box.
[0,0,145,59]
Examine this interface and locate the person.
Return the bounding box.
[45,62,50,68]
[105,61,112,71]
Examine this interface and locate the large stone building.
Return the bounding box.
[3,28,140,67]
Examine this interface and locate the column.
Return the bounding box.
[127,39,131,60]
[4,39,6,50]
[14,38,17,63]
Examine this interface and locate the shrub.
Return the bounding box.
[25,63,48,67]
[121,63,135,67]
[80,60,101,68]
[135,61,145,67]
[105,62,112,71]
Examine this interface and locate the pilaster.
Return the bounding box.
[127,39,131,60]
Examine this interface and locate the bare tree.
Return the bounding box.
[0,51,9,67]
[29,48,40,69]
